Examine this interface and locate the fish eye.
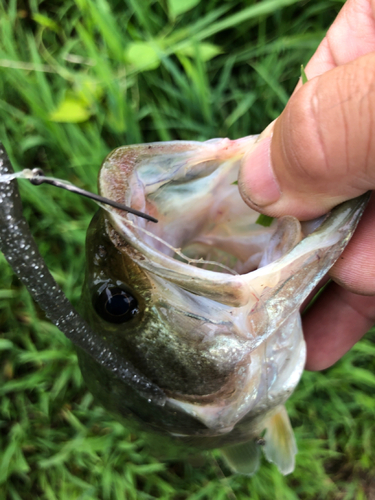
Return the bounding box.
[94,285,139,324]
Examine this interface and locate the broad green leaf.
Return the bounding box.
[125,42,161,71]
[49,97,91,123]
[168,0,200,19]
[75,76,104,106]
[178,42,222,61]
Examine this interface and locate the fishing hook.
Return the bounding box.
[29,168,158,223]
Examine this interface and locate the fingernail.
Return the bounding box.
[239,128,280,208]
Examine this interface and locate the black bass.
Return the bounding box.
[75,136,368,475]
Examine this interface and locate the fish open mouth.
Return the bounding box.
[97,136,320,279]
[97,135,367,314]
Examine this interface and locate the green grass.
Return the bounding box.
[1,0,375,498]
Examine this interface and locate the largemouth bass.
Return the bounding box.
[75,136,368,475]
[0,139,369,476]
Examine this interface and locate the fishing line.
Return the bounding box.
[0,168,158,223]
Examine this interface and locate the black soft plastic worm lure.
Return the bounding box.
[0,143,165,405]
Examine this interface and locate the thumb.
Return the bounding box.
[239,52,375,220]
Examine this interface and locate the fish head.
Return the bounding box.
[80,137,368,452]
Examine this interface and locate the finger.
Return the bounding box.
[238,52,375,220]
[329,192,375,295]
[303,281,375,371]
[298,0,375,84]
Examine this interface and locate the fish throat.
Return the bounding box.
[99,138,284,276]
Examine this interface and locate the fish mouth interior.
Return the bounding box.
[128,156,275,275]
[101,140,323,276]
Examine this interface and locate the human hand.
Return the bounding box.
[238,0,375,371]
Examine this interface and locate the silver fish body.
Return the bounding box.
[78,136,369,475]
